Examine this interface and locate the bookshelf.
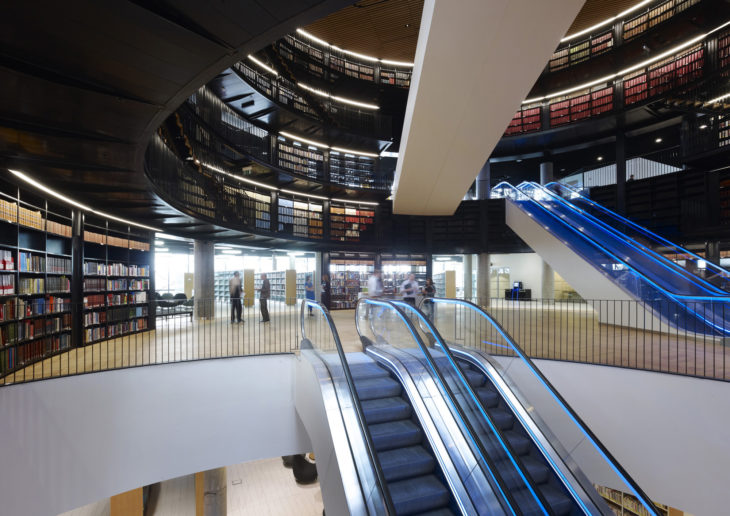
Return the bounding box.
[330,257,374,310]
[278,197,323,239]
[0,183,74,377]
[330,203,375,242]
[253,270,297,304]
[381,255,428,296]
[594,486,670,516]
[277,141,325,182]
[81,217,152,345]
[329,152,377,189]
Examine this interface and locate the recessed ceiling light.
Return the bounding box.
[516,159,523,163]
[700,124,708,130]
[655,137,663,143]
[597,156,604,161]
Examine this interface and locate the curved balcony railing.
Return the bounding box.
[276,34,412,89]
[232,61,393,138]
[185,86,393,192]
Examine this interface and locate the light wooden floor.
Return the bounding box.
[7,300,730,384]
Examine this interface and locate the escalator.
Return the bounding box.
[298,299,511,515]
[418,297,663,516]
[494,181,730,335]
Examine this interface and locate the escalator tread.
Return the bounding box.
[353,376,402,400]
[369,419,423,451]
[378,445,435,482]
[388,474,451,515]
[361,396,412,424]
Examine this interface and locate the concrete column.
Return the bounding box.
[476,253,491,307]
[540,162,555,302]
[315,252,322,303]
[539,161,554,185]
[194,240,215,318]
[616,130,626,215]
[476,161,491,200]
[706,241,721,265]
[463,254,473,300]
[288,254,296,269]
[541,259,554,301]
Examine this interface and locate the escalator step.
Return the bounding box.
[489,408,515,430]
[348,362,391,380]
[388,474,450,515]
[539,484,575,516]
[361,396,412,424]
[462,368,486,387]
[475,387,500,408]
[419,510,456,516]
[495,454,550,488]
[378,445,435,482]
[369,419,422,451]
[354,376,402,400]
[505,430,531,455]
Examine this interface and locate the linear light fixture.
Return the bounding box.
[523,19,730,105]
[331,198,379,206]
[561,0,654,42]
[279,189,329,201]
[708,92,730,103]
[200,162,278,190]
[279,131,328,149]
[331,146,379,158]
[247,55,278,76]
[298,82,379,110]
[8,168,161,231]
[295,28,414,67]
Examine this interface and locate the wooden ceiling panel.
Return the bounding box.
[304,0,653,61]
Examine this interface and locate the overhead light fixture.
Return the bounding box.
[331,198,379,206]
[200,162,278,190]
[655,137,663,143]
[221,250,242,255]
[699,124,709,129]
[8,169,161,231]
[597,156,604,161]
[279,189,329,201]
[295,28,414,67]
[298,83,379,110]
[154,240,164,246]
[247,55,278,76]
[331,146,379,158]
[708,92,730,104]
[380,151,399,158]
[561,0,653,42]
[155,248,169,252]
[279,131,327,149]
[524,20,730,105]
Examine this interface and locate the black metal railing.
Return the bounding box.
[1,298,303,385]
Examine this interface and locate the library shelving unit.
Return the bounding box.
[81,216,152,345]
[253,270,297,304]
[330,255,374,310]
[0,183,73,377]
[278,196,323,239]
[329,203,375,242]
[381,254,428,295]
[594,485,670,516]
[276,141,325,182]
[329,152,377,190]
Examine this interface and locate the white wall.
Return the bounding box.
[490,252,545,298]
[0,355,311,516]
[497,357,730,516]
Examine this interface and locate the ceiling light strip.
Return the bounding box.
[278,131,379,158]
[708,92,730,103]
[247,55,278,76]
[523,20,730,105]
[298,82,379,110]
[561,0,655,42]
[279,189,329,201]
[201,163,278,190]
[295,28,414,68]
[8,169,161,232]
[331,198,379,206]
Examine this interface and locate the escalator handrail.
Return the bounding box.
[356,297,523,516]
[508,180,730,303]
[526,181,726,296]
[390,299,557,515]
[424,296,662,516]
[495,181,730,336]
[300,300,396,516]
[547,181,730,283]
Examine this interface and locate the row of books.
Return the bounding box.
[108,306,148,322]
[47,219,72,237]
[0,274,14,295]
[84,311,106,326]
[0,250,13,271]
[83,230,150,251]
[84,278,106,291]
[0,296,70,321]
[1,315,72,346]
[18,277,71,295]
[82,291,148,308]
[18,253,71,274]
[0,333,71,372]
[107,318,148,338]
[129,279,150,291]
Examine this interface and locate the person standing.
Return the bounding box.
[321,273,331,310]
[304,275,315,316]
[422,277,436,320]
[367,269,384,298]
[258,272,270,322]
[400,273,419,306]
[229,271,242,323]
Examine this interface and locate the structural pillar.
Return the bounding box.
[540,163,555,301]
[706,241,721,266]
[71,210,84,348]
[476,253,491,307]
[315,252,322,303]
[616,129,627,215]
[194,240,215,318]
[476,161,491,200]
[463,254,473,300]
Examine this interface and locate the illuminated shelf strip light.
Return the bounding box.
[298,83,379,110]
[708,92,730,104]
[523,19,730,105]
[199,162,379,205]
[8,169,161,232]
[561,0,654,42]
[296,28,414,68]
[279,131,379,158]
[247,55,278,76]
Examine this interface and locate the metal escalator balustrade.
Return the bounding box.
[493,181,730,336]
[520,181,725,297]
[421,297,663,516]
[545,181,730,293]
